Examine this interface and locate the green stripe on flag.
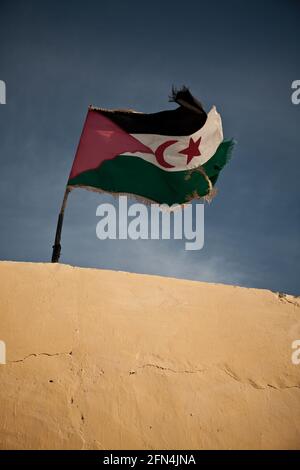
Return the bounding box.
[68,140,233,205]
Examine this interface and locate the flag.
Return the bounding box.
[68,87,233,205]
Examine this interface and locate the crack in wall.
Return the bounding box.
[277,292,300,307]
[131,363,207,375]
[214,366,300,391]
[130,362,300,391]
[8,351,73,363]
[266,383,300,390]
[7,354,300,392]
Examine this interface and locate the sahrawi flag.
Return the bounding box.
[68,88,233,205]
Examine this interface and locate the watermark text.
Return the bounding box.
[291,339,300,365]
[291,80,300,105]
[0,80,6,104]
[0,340,6,364]
[96,196,204,251]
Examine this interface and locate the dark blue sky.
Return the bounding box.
[0,0,299,294]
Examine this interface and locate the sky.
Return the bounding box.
[0,0,299,294]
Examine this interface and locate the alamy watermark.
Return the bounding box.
[96,196,204,250]
[291,80,300,105]
[291,339,300,365]
[0,340,6,364]
[0,80,6,104]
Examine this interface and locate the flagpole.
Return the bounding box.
[51,187,71,263]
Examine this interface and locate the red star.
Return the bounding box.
[179,136,202,164]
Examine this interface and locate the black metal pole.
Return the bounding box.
[51,187,71,263]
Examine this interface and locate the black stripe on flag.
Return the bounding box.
[94,87,207,136]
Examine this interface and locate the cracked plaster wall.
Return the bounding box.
[0,261,299,449]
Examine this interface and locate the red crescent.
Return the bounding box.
[154,140,178,168]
